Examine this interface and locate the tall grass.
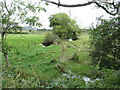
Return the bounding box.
[2,32,119,88]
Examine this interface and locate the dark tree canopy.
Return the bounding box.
[49,13,80,40]
[90,17,120,70]
[49,13,71,27]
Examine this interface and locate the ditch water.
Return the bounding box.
[68,39,73,41]
[62,73,101,85]
[40,43,46,47]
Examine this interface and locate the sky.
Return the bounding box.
[3,0,114,29]
[38,0,112,29]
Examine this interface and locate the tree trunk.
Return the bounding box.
[118,2,120,26]
[2,31,9,67]
[3,52,9,67]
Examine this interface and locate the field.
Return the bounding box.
[2,32,119,88]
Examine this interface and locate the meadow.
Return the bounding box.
[2,31,119,88]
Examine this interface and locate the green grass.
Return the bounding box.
[2,32,119,88]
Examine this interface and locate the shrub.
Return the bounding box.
[42,33,59,46]
[88,69,119,88]
[90,17,120,70]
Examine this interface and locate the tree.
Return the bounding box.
[42,0,120,16]
[49,13,80,40]
[9,22,23,33]
[90,17,120,70]
[0,0,46,66]
[42,0,120,70]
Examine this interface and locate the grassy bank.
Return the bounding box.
[2,32,119,88]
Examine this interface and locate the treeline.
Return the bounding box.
[6,31,28,34]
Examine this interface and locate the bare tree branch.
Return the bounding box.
[42,0,93,7]
[94,2,119,16]
[41,0,119,16]
[4,0,10,14]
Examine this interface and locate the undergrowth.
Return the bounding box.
[2,33,119,88]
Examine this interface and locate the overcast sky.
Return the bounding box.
[38,0,114,29]
[37,0,114,29]
[5,0,114,29]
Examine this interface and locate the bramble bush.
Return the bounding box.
[90,17,120,70]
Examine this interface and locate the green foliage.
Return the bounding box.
[8,22,23,33]
[49,13,80,40]
[1,0,45,29]
[101,69,119,87]
[49,13,71,27]
[2,40,10,54]
[48,77,85,88]
[1,0,46,65]
[88,69,119,88]
[2,33,89,87]
[90,17,120,70]
[2,33,119,88]
[43,33,59,46]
